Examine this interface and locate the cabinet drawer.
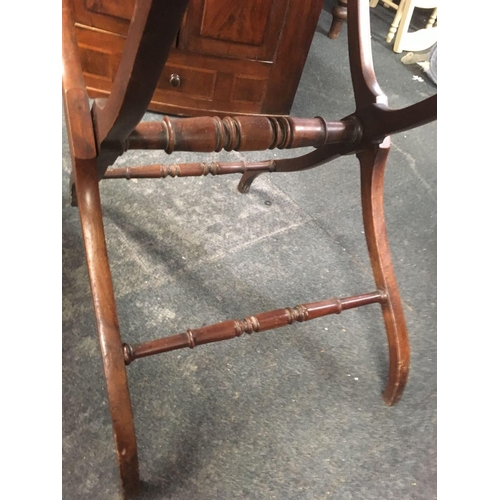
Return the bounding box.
[156,63,217,101]
[75,25,274,116]
[72,0,323,116]
[152,51,272,115]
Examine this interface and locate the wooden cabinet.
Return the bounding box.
[73,0,324,116]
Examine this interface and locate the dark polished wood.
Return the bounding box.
[123,116,360,153]
[62,0,437,497]
[329,0,348,39]
[72,0,323,116]
[358,140,410,405]
[123,292,386,364]
[91,0,190,175]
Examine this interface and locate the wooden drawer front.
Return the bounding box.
[151,51,272,115]
[75,26,274,116]
[156,64,217,101]
[231,76,268,104]
[75,25,123,82]
[179,0,289,62]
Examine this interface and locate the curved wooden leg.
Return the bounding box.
[73,158,140,498]
[358,139,410,405]
[237,171,265,193]
[329,0,348,39]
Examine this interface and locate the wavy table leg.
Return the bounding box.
[358,140,410,405]
[73,158,140,498]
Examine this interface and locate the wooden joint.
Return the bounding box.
[342,117,363,144]
[123,343,134,365]
[377,289,389,304]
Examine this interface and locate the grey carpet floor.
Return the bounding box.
[63,4,437,499]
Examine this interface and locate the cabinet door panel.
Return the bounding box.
[200,0,269,46]
[84,0,135,21]
[72,0,323,116]
[76,24,273,115]
[179,0,289,61]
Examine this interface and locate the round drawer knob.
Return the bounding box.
[169,74,181,87]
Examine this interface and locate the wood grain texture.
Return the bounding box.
[63,0,140,496]
[123,292,386,364]
[180,0,287,60]
[122,115,358,153]
[72,0,323,116]
[63,0,437,496]
[329,0,348,39]
[91,0,190,176]
[358,140,410,405]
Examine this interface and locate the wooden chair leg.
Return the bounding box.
[358,139,410,405]
[72,157,140,498]
[238,171,265,193]
[392,0,438,54]
[329,0,348,39]
[386,0,406,43]
[426,8,437,29]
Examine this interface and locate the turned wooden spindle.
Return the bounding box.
[329,0,348,39]
[123,291,386,364]
[386,20,398,43]
[426,8,437,29]
[125,115,360,153]
[103,160,276,179]
[63,0,437,495]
